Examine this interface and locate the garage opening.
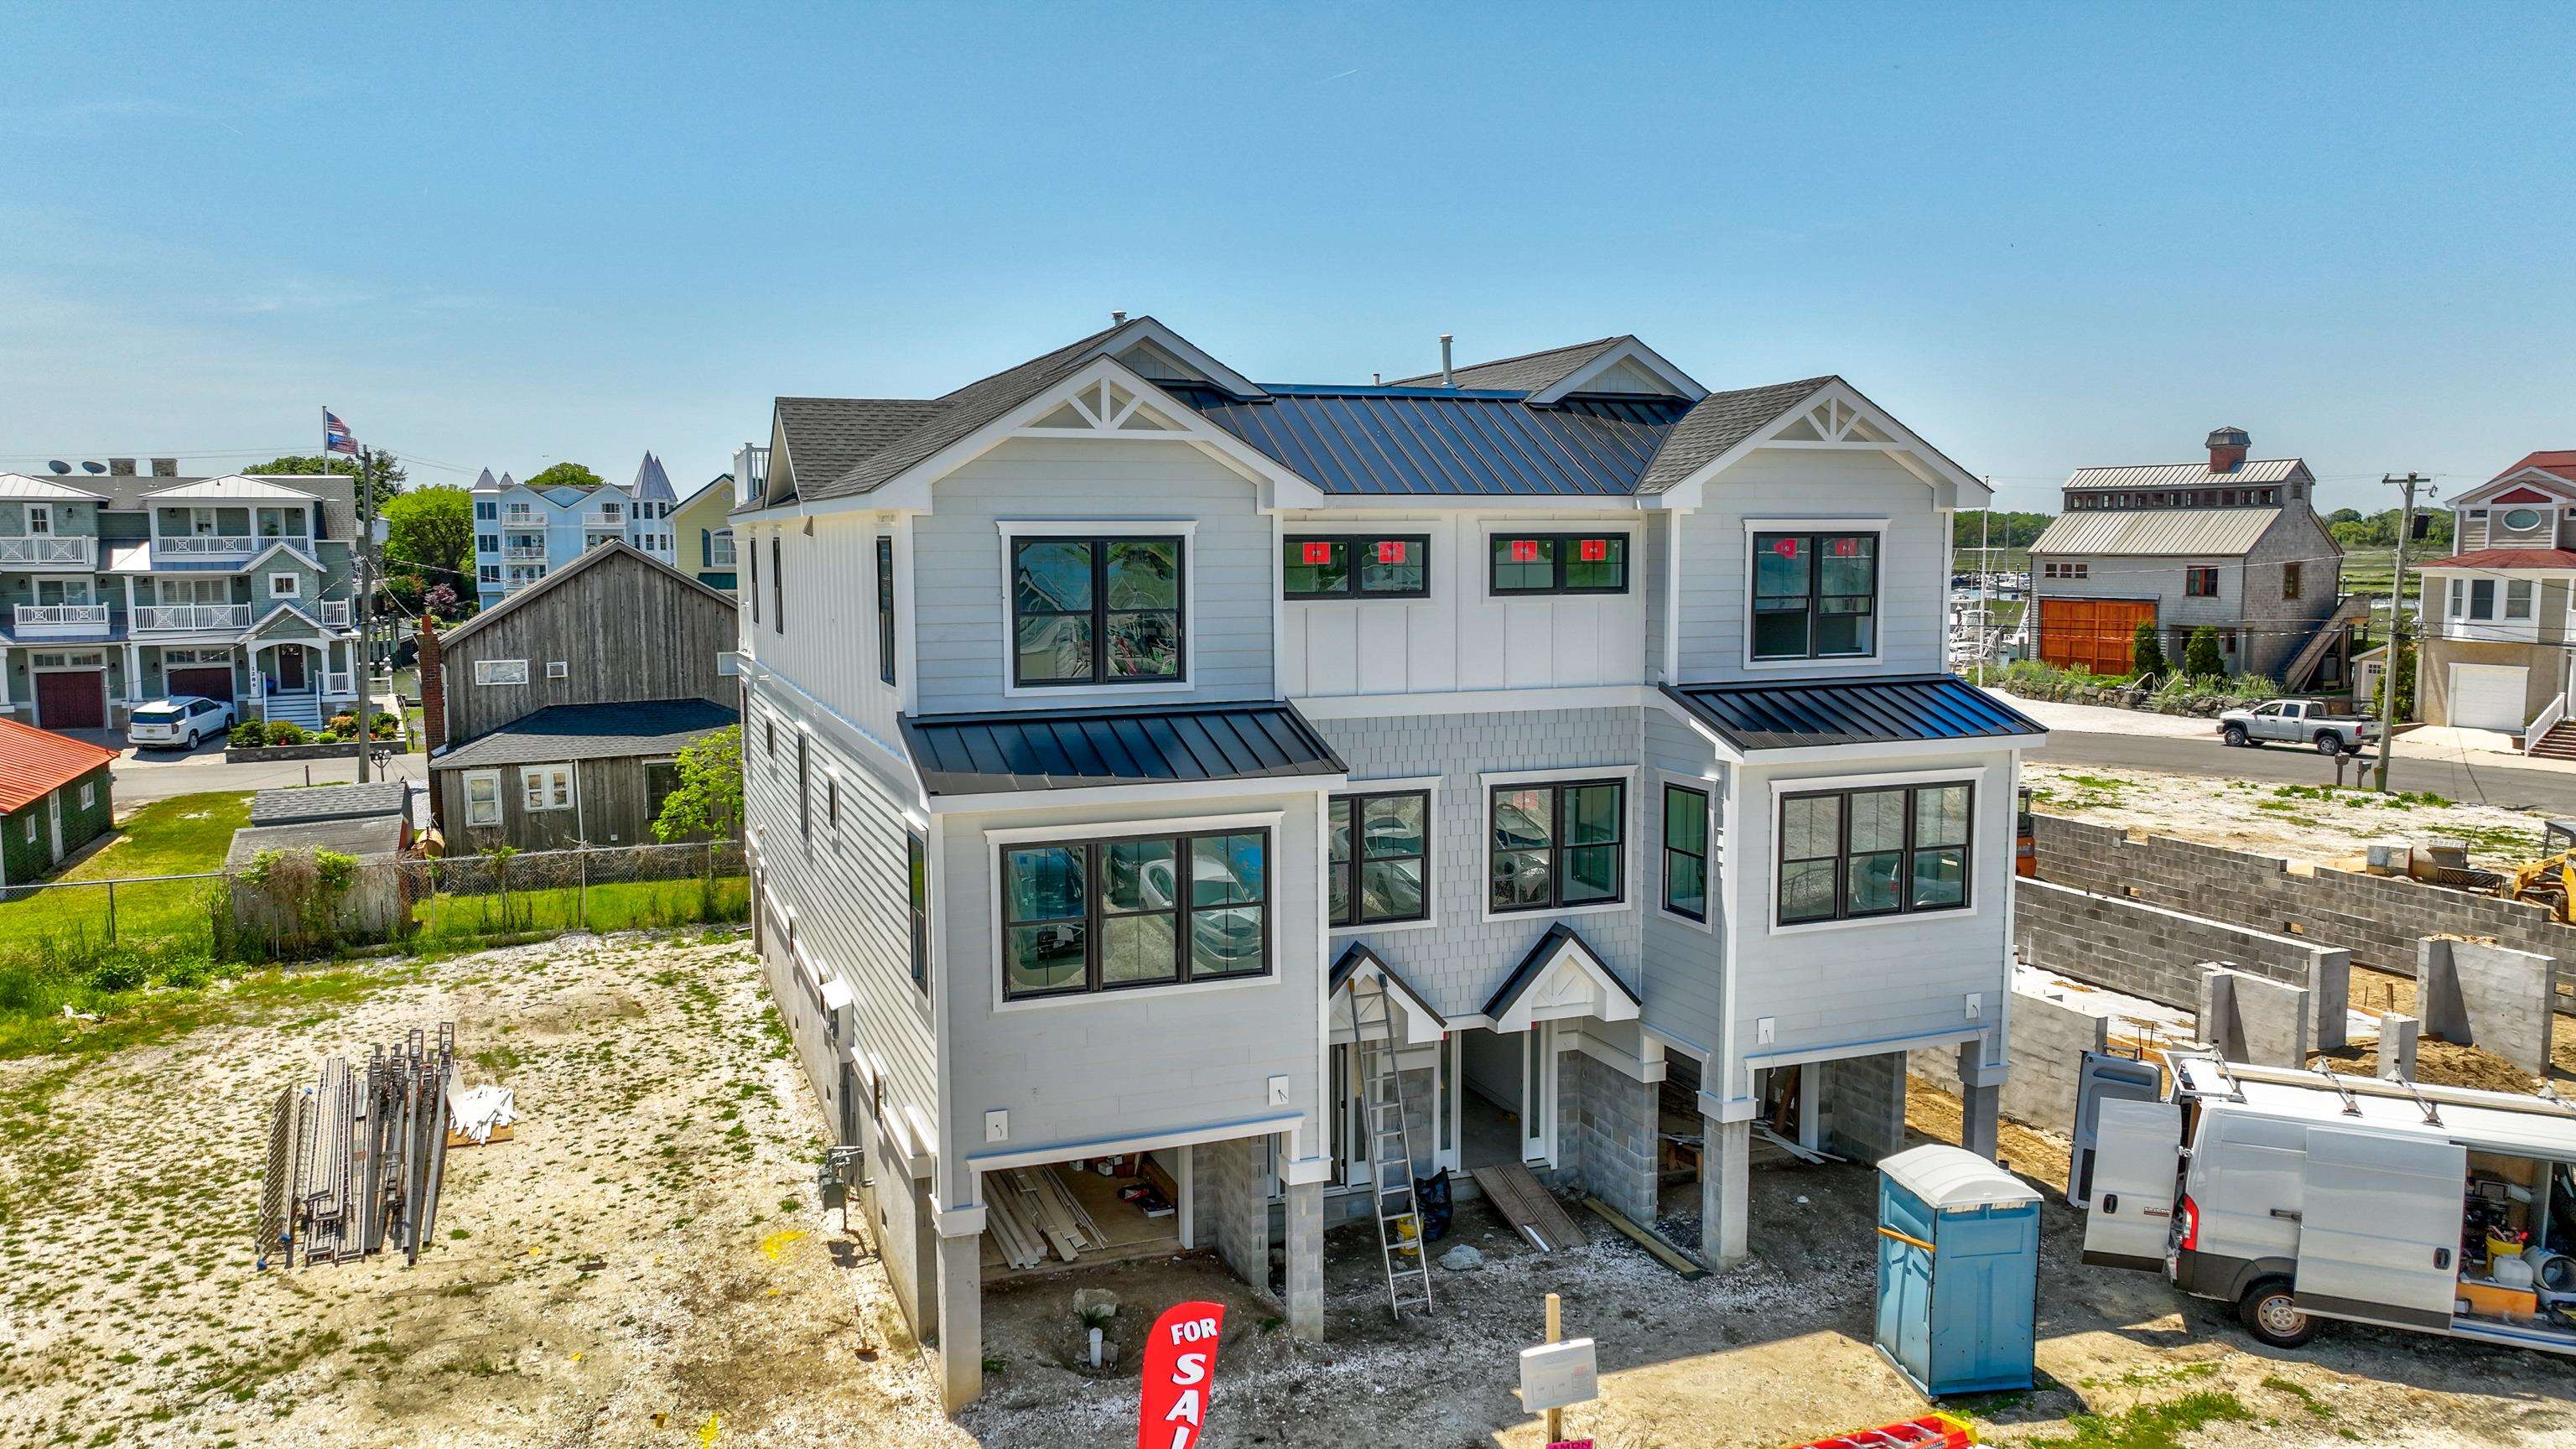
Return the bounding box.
[34,667,106,730]
[2447,662,2529,733]
[981,1150,1185,1278]
[2038,598,2156,675]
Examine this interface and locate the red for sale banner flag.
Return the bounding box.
[1137,1301,1228,1449]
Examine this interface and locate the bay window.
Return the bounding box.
[1010,535,1184,687]
[1489,779,1625,913]
[1000,828,1269,1000]
[1777,781,1972,927]
[1752,531,1877,660]
[1329,789,1431,927]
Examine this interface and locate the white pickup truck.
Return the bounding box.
[2216,700,2381,756]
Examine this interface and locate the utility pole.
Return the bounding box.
[2372,472,2428,792]
[1976,496,1993,683]
[355,447,380,783]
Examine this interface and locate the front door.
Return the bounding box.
[273,648,308,691]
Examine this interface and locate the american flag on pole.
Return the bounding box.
[325,409,359,456]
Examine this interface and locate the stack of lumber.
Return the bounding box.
[984,1166,1109,1270]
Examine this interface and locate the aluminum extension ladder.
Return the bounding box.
[1343,975,1434,1320]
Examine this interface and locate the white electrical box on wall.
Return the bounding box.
[1755,1016,1776,1046]
[1966,992,1982,1021]
[984,1109,1008,1143]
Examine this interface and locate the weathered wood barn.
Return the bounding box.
[420,542,737,851]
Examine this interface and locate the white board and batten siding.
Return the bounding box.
[908,438,1276,714]
[1675,450,1949,683]
[1280,512,1656,699]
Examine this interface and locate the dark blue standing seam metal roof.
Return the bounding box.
[900,699,1348,797]
[1169,384,1692,496]
[1658,674,2049,752]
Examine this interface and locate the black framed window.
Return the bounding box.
[907,831,931,994]
[826,776,839,830]
[875,536,897,685]
[1284,536,1431,599]
[770,538,783,634]
[1489,779,1626,913]
[1328,790,1431,927]
[1752,532,1877,659]
[747,534,758,624]
[645,758,680,821]
[797,735,811,839]
[1777,782,1972,927]
[2184,565,2219,598]
[1010,536,1183,687]
[1661,784,1710,922]
[1488,532,1628,595]
[1000,828,1269,1000]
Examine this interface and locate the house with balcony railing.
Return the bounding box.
[0,461,365,731]
[469,454,683,608]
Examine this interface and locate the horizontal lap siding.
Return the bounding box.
[910,439,1274,714]
[740,512,903,752]
[1316,709,1646,1020]
[1675,450,1946,683]
[936,788,1324,1205]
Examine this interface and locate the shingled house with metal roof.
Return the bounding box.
[729,317,2042,1408]
[418,542,737,851]
[2024,428,2348,685]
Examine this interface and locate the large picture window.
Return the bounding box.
[1329,789,1431,927]
[1777,781,1972,927]
[1661,784,1710,922]
[1011,535,1184,687]
[1489,533,1628,595]
[1489,779,1626,913]
[1000,828,1268,1000]
[1284,536,1431,599]
[1752,531,1877,660]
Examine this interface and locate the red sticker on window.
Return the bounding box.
[1376,540,1409,564]
[1578,538,1607,562]
[1509,538,1539,563]
[1832,537,1858,558]
[1772,538,1800,559]
[1301,542,1333,565]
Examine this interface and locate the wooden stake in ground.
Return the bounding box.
[1544,1292,1561,1443]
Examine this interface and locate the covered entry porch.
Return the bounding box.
[246,621,357,730]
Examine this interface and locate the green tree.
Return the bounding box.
[382,486,474,589]
[2131,621,2167,679]
[1951,511,2057,552]
[652,726,744,843]
[2371,638,2418,722]
[521,462,607,491]
[243,449,408,512]
[2183,626,2224,680]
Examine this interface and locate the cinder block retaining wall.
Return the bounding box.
[2419,938,2558,1076]
[2033,815,2576,1018]
[1911,991,2107,1137]
[2015,876,2349,1049]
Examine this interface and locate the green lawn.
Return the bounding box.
[413,872,748,943]
[0,792,248,955]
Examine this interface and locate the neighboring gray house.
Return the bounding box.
[420,541,737,850]
[732,319,2043,1410]
[2024,428,2348,685]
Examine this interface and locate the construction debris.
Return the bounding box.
[984,1166,1109,1270]
[257,1024,460,1269]
[1467,1161,1586,1253]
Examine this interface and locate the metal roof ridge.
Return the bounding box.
[903,697,1307,725]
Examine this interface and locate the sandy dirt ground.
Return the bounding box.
[2025,761,2558,865]
[7,934,2573,1449]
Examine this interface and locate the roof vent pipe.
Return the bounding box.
[1439,335,1454,387]
[1110,310,1127,325]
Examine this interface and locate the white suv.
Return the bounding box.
[127,695,236,750]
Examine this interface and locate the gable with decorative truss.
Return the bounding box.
[1483,923,1641,1032]
[1025,377,1194,435]
[1774,396,1895,445]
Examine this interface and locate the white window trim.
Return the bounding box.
[1739,517,1892,672]
[1763,763,1991,938]
[1328,772,1443,938]
[25,503,52,535]
[1652,766,1721,936]
[984,808,1284,1015]
[521,762,577,813]
[1476,763,1643,926]
[77,781,96,810]
[267,572,301,599]
[462,769,503,827]
[995,519,1199,700]
[1476,521,1639,600]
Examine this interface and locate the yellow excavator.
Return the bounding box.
[2493,820,2576,923]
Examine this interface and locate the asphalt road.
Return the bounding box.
[2037,730,2576,815]
[110,746,427,808]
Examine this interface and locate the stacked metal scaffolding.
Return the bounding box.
[258,1024,457,1269]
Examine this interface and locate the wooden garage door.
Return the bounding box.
[168,667,235,704]
[34,670,105,730]
[2039,599,2158,676]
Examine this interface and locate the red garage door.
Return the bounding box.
[34,669,106,730]
[168,667,235,705]
[2038,599,2158,677]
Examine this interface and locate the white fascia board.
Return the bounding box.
[1736,735,2039,769]
[2449,468,2576,508]
[935,780,1332,815]
[1105,316,1270,399]
[962,1109,1309,1178]
[1656,379,1985,512]
[1525,336,1709,406]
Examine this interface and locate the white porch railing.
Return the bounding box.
[324,671,356,697]
[505,544,548,562]
[582,507,626,527]
[136,604,252,631]
[0,536,96,567]
[318,599,352,626]
[13,603,112,631]
[159,533,258,558]
[503,508,541,526]
[733,444,768,498]
[2526,696,2567,756]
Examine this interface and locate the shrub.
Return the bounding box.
[2183,626,2225,680]
[2372,638,2418,721]
[2131,621,2167,679]
[325,713,358,740]
[267,721,309,746]
[230,719,267,748]
[371,712,403,740]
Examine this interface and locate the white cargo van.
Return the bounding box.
[2074,1050,2576,1355]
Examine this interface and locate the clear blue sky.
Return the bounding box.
[4,2,2571,515]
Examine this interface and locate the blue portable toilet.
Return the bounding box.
[1873,1144,2040,1398]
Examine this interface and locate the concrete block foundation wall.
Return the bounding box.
[1558,1050,1658,1224]
[2035,815,2576,1018]
[2418,938,2557,1076]
[1819,1052,1908,1164]
[2016,875,2350,1050]
[1911,995,2109,1137]
[2197,966,2312,1067]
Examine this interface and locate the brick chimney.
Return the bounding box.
[417,618,447,758]
[149,457,179,476]
[106,457,136,476]
[2206,426,2251,475]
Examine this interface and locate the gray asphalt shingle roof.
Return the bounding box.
[1387,337,1628,392]
[767,397,949,505]
[224,815,408,867]
[900,699,1346,797]
[250,781,413,826]
[433,699,738,770]
[1633,377,1836,495]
